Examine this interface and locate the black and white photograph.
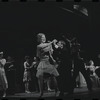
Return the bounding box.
[0,0,100,100]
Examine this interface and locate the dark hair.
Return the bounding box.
[59,40,66,46]
[25,56,30,60]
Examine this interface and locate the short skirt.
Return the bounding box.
[36,58,59,78]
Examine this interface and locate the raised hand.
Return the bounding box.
[53,39,57,44]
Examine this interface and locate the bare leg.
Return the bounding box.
[3,90,6,97]
[52,76,59,96]
[27,82,31,93]
[25,82,31,93]
[38,75,43,97]
[25,82,28,92]
[47,77,52,91]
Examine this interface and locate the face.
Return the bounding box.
[57,41,64,49]
[34,57,36,60]
[41,35,46,43]
[90,60,94,65]
[26,59,29,62]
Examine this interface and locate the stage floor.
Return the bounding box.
[3,87,100,100]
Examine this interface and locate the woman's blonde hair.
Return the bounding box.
[37,33,45,43]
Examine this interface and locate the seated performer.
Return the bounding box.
[36,33,59,97]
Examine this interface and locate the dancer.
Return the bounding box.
[23,56,34,93]
[70,40,92,94]
[54,40,73,96]
[86,60,100,88]
[36,33,59,97]
[0,52,8,97]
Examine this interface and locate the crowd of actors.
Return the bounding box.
[0,33,100,97]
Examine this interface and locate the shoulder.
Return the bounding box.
[37,44,42,48]
[2,59,6,63]
[0,58,6,65]
[24,61,27,65]
[2,58,6,61]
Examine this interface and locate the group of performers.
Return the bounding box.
[22,33,95,97]
[0,33,100,97]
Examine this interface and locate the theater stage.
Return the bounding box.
[3,87,100,100]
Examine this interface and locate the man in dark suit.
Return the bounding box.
[53,40,73,96]
[70,40,92,94]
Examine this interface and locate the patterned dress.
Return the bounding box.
[23,61,31,82]
[36,43,59,78]
[0,59,8,91]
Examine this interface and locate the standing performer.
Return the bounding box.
[86,60,100,88]
[0,52,8,97]
[54,40,73,96]
[23,56,34,93]
[70,40,92,94]
[36,33,59,97]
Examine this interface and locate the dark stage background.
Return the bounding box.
[0,1,100,92]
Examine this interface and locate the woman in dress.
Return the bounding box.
[86,60,100,88]
[76,72,87,88]
[36,33,59,97]
[23,56,34,93]
[0,52,8,97]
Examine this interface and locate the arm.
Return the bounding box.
[8,64,14,68]
[39,39,57,49]
[30,61,37,68]
[24,62,30,70]
[70,37,76,42]
[62,35,71,43]
[53,41,59,49]
[66,38,71,43]
[40,42,53,49]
